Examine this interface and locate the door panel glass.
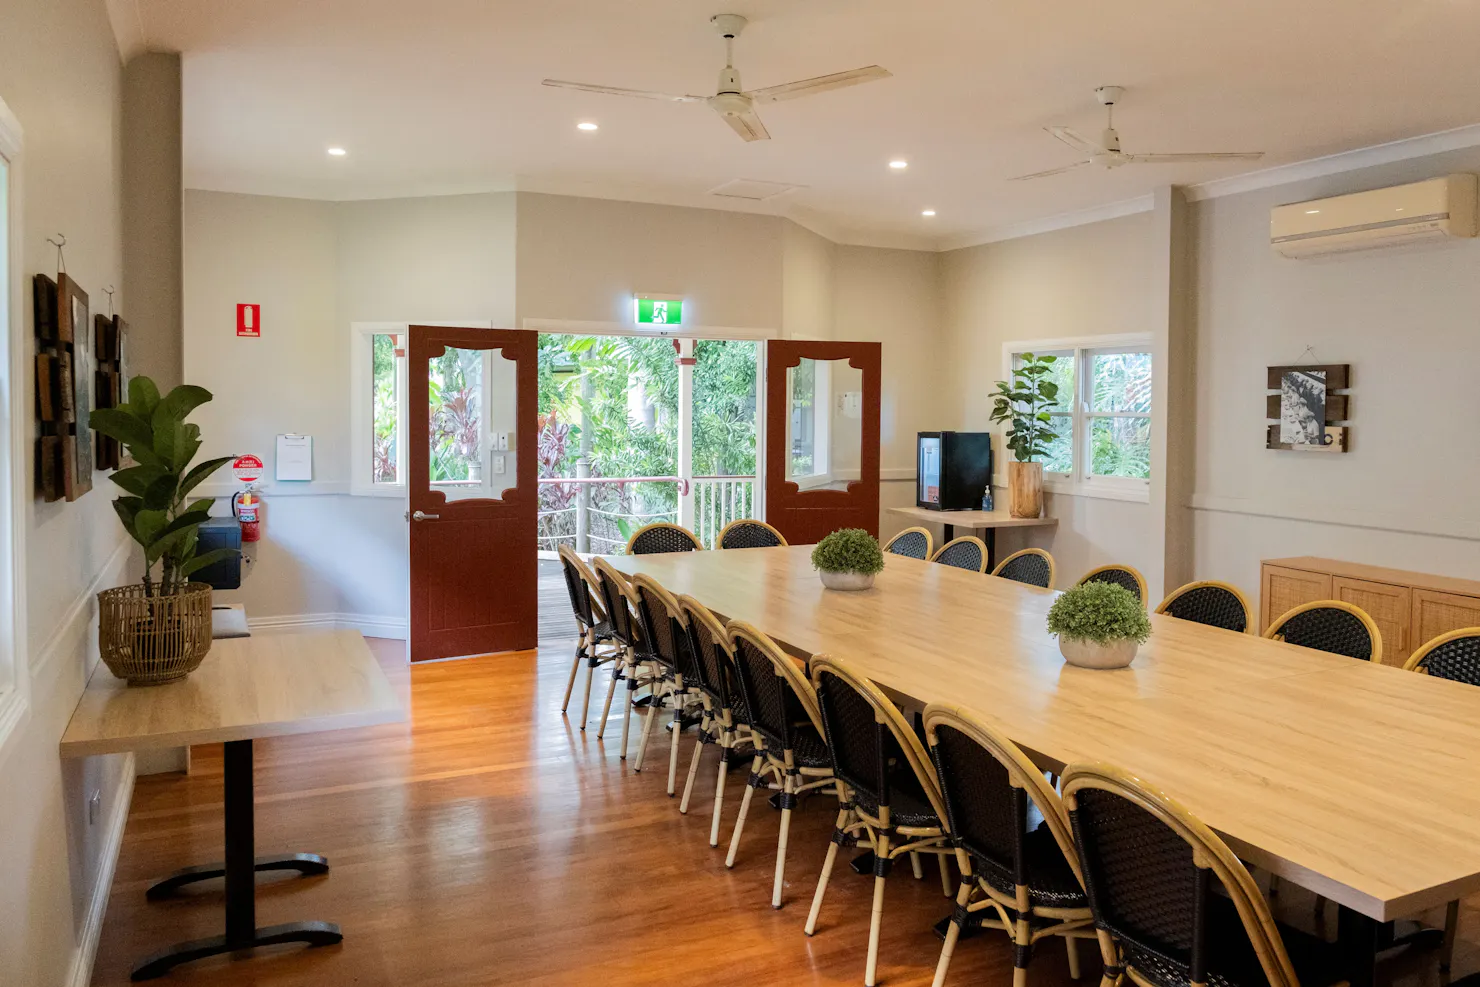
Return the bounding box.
[428,346,518,502]
[785,357,864,491]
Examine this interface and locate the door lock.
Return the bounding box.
[410,510,440,522]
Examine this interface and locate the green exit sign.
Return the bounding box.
[634,296,683,326]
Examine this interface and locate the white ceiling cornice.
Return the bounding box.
[105,0,148,63]
[935,195,1156,253]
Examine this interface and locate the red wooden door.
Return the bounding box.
[764,340,881,544]
[408,326,537,661]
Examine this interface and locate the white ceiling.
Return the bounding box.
[136,0,1480,249]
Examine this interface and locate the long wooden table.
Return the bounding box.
[609,546,1480,980]
[62,630,405,980]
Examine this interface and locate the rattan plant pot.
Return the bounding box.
[98,583,213,685]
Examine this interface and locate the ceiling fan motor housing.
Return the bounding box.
[710,91,752,116]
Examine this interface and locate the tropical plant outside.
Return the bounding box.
[1046,581,1152,645]
[990,353,1061,463]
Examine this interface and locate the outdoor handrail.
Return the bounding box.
[538,475,690,495]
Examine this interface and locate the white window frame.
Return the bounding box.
[349,321,490,498]
[1002,333,1152,504]
[0,94,29,752]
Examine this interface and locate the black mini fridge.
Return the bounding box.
[916,432,993,511]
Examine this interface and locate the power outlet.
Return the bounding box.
[87,790,101,826]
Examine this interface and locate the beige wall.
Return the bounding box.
[781,220,835,340]
[1190,148,1480,595]
[938,212,1160,587]
[0,1,137,984]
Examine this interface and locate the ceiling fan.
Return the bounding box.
[542,13,891,142]
[1011,86,1264,181]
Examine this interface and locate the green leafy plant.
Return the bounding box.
[810,528,885,575]
[989,353,1061,463]
[1046,581,1152,645]
[89,378,237,597]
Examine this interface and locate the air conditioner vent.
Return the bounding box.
[707,179,806,201]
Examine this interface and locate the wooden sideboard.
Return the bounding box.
[1261,557,1480,667]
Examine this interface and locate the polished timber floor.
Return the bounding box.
[91,564,1480,986]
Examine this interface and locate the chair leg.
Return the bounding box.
[725,754,764,868]
[618,653,638,759]
[911,851,924,880]
[1066,934,1081,980]
[1095,929,1121,987]
[806,807,850,936]
[932,875,974,987]
[560,628,585,713]
[666,693,684,797]
[709,732,731,848]
[937,853,952,897]
[679,734,705,814]
[578,654,596,731]
[1012,910,1033,987]
[865,833,892,987]
[772,774,795,909]
[1442,899,1460,972]
[633,689,660,773]
[595,661,619,739]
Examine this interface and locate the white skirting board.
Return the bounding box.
[66,752,136,987]
[247,612,408,640]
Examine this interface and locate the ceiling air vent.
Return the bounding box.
[707,179,805,201]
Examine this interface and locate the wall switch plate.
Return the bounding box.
[493,454,506,474]
[88,790,101,826]
[496,432,509,451]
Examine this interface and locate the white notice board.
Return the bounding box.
[275,434,313,481]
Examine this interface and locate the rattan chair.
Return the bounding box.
[556,546,622,730]
[931,536,989,573]
[805,655,953,987]
[718,518,788,549]
[724,622,837,908]
[884,526,934,560]
[1155,580,1255,634]
[1264,600,1382,663]
[1404,627,1480,683]
[590,557,662,760]
[1063,762,1350,987]
[992,548,1056,589]
[1077,564,1148,604]
[626,521,703,555]
[629,573,706,794]
[677,595,758,847]
[924,704,1095,987]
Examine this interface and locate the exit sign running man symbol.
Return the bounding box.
[635,297,683,326]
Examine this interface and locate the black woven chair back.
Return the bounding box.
[813,666,896,807]
[885,529,931,560]
[1160,584,1248,633]
[730,634,805,752]
[1275,606,1374,661]
[558,552,597,629]
[628,523,701,555]
[630,579,699,683]
[719,520,785,549]
[1070,786,1214,984]
[681,602,733,708]
[1411,632,1480,685]
[1082,566,1143,602]
[934,539,984,572]
[593,564,638,650]
[930,723,1024,884]
[996,551,1053,589]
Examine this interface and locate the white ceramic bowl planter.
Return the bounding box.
[1045,582,1151,670]
[819,570,875,592]
[811,529,884,593]
[1058,635,1139,669]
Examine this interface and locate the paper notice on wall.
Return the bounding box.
[275,434,313,481]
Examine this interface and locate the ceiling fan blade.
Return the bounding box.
[1125,151,1265,164]
[719,108,771,142]
[1008,160,1091,182]
[541,79,706,103]
[1046,126,1108,154]
[746,65,891,103]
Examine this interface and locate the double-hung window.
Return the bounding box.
[0,94,26,749]
[1004,334,1152,501]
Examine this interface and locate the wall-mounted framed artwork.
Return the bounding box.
[33,274,63,501]
[57,274,94,500]
[1265,364,1350,452]
[94,313,125,470]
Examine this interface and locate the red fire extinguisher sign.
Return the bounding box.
[231,454,264,482]
[236,303,261,337]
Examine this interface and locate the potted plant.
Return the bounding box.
[989,352,1061,518]
[811,528,884,591]
[1046,581,1152,669]
[89,378,237,685]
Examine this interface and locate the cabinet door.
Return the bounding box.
[1332,577,1410,666]
[1411,590,1480,655]
[1261,565,1332,634]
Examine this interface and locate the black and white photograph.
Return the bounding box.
[1279,368,1326,445]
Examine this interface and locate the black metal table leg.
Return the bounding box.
[985,528,996,571]
[145,854,329,900]
[943,523,955,542]
[131,740,342,981]
[1338,904,1380,987]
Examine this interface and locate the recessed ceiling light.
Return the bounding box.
[921,209,936,217]
[889,159,909,170]
[1304,209,1319,215]
[327,147,347,156]
[577,122,599,132]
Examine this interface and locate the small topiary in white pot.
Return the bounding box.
[1046,581,1152,669]
[811,528,884,591]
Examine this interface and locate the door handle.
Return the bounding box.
[410,510,440,522]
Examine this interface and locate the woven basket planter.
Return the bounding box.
[98,583,213,685]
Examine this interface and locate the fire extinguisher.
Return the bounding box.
[232,486,263,543]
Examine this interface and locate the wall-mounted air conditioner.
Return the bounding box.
[1270,174,1478,258]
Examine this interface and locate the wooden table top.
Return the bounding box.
[888,504,1059,529]
[607,545,1480,921]
[60,630,405,758]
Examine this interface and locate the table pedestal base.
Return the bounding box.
[146,853,329,900]
[132,921,342,981]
